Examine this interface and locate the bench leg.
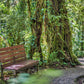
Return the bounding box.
[14,70,18,77]
[1,66,4,80]
[37,64,39,72]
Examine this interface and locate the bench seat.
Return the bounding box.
[4,60,39,71]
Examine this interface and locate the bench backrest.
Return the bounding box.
[0,45,26,68]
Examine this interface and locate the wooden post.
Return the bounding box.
[1,64,4,80]
[37,64,39,72]
[14,70,17,77]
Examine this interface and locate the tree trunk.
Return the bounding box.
[27,0,43,62]
[48,0,79,66]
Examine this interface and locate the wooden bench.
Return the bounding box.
[0,45,39,80]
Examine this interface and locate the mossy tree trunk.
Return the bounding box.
[47,0,79,66]
[27,0,43,62]
[27,0,79,66]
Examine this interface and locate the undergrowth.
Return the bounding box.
[7,69,63,84]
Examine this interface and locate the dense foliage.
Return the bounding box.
[0,0,83,66]
[7,69,62,84]
[67,0,84,57]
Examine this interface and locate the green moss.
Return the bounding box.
[0,80,5,84]
[7,69,63,84]
[24,69,63,84]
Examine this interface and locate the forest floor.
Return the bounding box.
[51,58,84,84]
[1,58,84,84]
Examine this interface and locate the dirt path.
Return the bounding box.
[51,58,84,84]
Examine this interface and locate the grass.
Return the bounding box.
[8,68,63,84]
[25,69,63,84]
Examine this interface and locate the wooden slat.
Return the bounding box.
[15,57,26,63]
[0,48,25,55]
[3,62,14,68]
[0,45,24,51]
[16,56,26,61]
[15,54,26,59]
[0,51,25,60]
[2,57,13,63]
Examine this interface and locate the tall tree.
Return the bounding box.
[47,0,79,66]
[27,0,44,62]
